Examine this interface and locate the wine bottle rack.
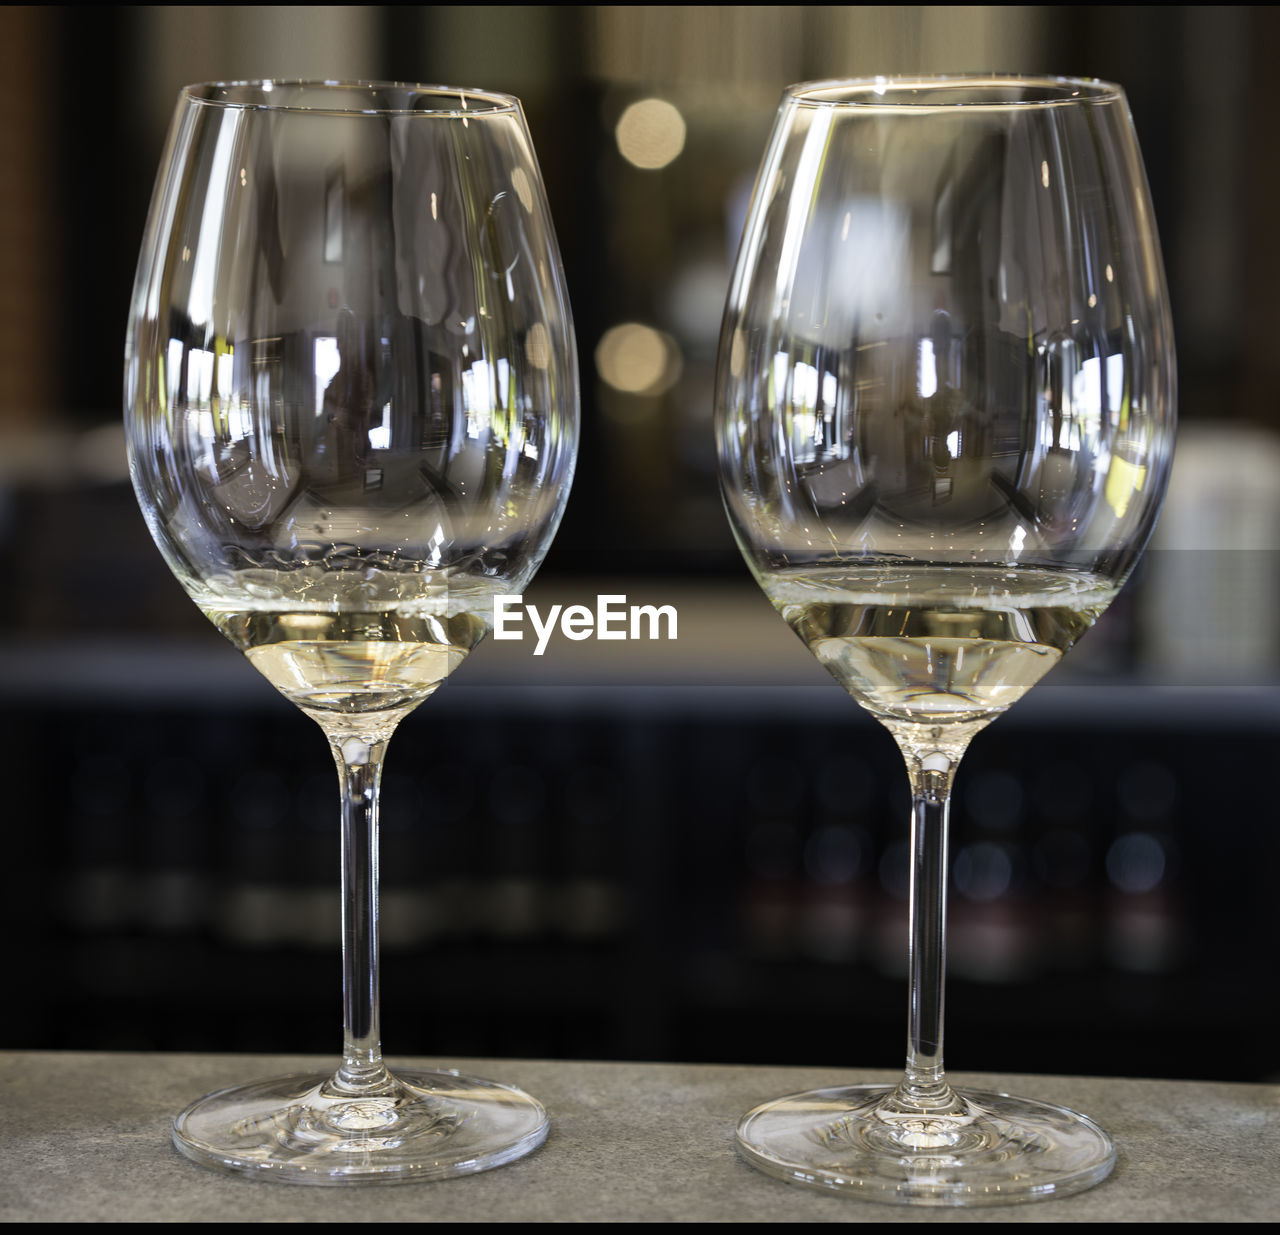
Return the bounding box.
[4,678,1276,1081]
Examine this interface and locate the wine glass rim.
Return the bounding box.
[784,74,1124,110]
[180,79,522,116]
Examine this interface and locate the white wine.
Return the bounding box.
[763,565,1117,727]
[203,607,490,718]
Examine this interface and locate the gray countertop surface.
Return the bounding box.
[1,1051,1276,1222]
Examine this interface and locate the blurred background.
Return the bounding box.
[1,7,1277,1082]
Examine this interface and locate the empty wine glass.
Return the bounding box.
[124,81,578,1183]
[715,76,1175,1205]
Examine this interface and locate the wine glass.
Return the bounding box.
[124,81,578,1184]
[714,76,1175,1205]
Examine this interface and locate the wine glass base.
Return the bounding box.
[172,1068,548,1185]
[736,1083,1114,1207]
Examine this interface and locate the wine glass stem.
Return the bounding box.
[898,745,962,1107]
[329,730,391,1092]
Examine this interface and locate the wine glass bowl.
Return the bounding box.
[125,81,577,1183]
[716,75,1174,1205]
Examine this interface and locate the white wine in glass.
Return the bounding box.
[715,76,1175,1205]
[125,81,578,1184]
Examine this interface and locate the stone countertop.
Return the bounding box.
[1,1052,1276,1222]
